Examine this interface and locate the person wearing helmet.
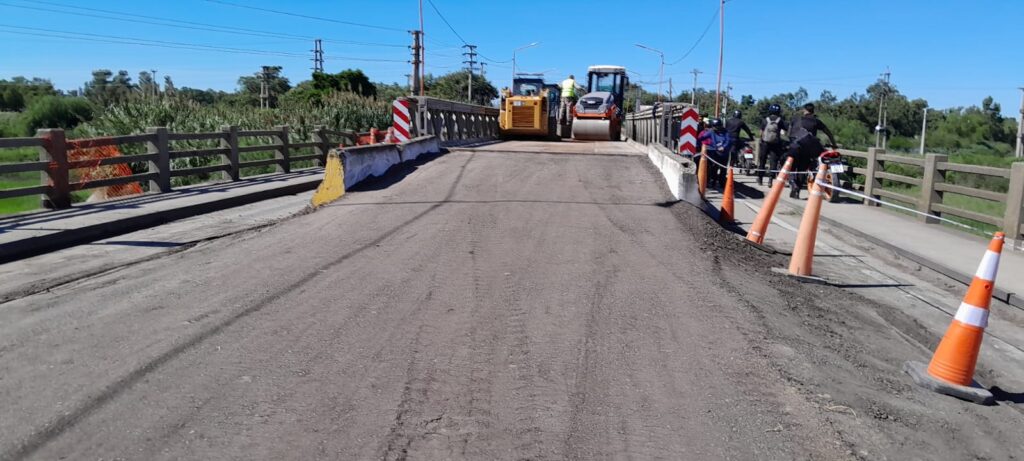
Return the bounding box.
[785,103,838,199]
[725,110,754,165]
[758,103,789,186]
[697,118,733,189]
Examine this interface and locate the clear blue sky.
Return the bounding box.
[0,0,1021,114]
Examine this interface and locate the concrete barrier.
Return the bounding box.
[398,136,441,162]
[630,138,702,207]
[340,135,442,187]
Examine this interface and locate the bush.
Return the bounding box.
[18,96,93,135]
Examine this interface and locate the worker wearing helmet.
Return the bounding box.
[757,103,789,186]
[697,118,733,189]
[559,74,577,123]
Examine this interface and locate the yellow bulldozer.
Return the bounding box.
[498,75,561,140]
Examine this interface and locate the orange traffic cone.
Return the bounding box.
[697,145,708,198]
[905,232,1004,404]
[746,157,793,245]
[720,167,735,223]
[787,164,828,277]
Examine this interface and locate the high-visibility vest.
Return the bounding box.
[561,78,576,98]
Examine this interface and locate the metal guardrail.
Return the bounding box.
[0,125,358,209]
[624,103,693,150]
[405,96,499,143]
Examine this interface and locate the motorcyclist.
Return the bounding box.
[758,104,789,186]
[785,103,837,199]
[697,118,733,189]
[725,110,753,164]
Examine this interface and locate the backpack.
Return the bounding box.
[762,115,781,143]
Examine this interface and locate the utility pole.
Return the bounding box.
[151,69,158,97]
[312,39,324,74]
[1016,87,1024,157]
[668,78,673,102]
[875,67,891,149]
[410,31,422,97]
[418,0,425,96]
[714,0,725,117]
[463,44,477,104]
[723,82,732,114]
[919,107,928,155]
[690,68,702,106]
[479,62,486,80]
[260,65,271,109]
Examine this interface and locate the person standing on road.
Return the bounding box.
[757,104,789,186]
[725,110,754,164]
[785,103,838,199]
[698,118,733,189]
[560,74,578,123]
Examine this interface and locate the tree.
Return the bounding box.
[164,76,176,98]
[1,87,24,111]
[312,69,376,97]
[84,69,134,107]
[137,71,156,98]
[425,70,498,105]
[238,66,290,108]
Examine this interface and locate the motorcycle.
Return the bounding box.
[806,149,850,203]
[730,138,756,176]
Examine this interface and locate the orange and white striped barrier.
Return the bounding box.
[746,157,793,245]
[787,164,828,277]
[904,232,1004,404]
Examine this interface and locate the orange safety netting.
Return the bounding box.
[67,144,143,200]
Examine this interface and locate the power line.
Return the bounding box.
[0,24,406,62]
[4,0,407,48]
[667,7,718,66]
[424,0,468,45]
[201,0,406,32]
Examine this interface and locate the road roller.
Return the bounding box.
[571,65,629,141]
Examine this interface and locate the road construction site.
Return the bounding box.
[1,140,1021,460]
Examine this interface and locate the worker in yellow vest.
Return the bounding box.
[559,74,577,123]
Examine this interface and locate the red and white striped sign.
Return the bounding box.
[392,99,411,143]
[678,107,699,155]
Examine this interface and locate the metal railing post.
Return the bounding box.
[863,147,885,206]
[146,127,171,192]
[274,125,291,173]
[221,125,240,181]
[312,125,328,167]
[918,153,947,223]
[1005,162,1024,249]
[37,128,70,209]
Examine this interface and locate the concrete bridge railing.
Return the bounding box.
[404,96,499,145]
[0,125,358,210]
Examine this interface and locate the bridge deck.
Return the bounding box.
[0,140,1018,460]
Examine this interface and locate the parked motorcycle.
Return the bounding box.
[730,138,756,176]
[806,149,850,203]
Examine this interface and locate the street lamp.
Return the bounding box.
[635,43,665,104]
[512,42,540,82]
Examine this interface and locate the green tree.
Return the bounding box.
[18,96,93,135]
[425,70,498,105]
[2,87,24,111]
[312,69,376,97]
[238,66,290,108]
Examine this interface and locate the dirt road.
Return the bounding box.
[0,141,1019,460]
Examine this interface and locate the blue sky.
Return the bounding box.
[0,0,1021,113]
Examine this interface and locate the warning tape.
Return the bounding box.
[811,180,979,231]
[699,154,816,176]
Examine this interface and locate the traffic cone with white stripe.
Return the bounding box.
[746,157,793,245]
[787,164,828,277]
[719,166,735,223]
[904,232,1004,405]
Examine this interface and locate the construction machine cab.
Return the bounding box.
[586,65,629,113]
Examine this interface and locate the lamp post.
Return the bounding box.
[511,42,540,83]
[635,43,665,104]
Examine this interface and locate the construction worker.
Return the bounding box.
[560,74,577,123]
[785,103,838,199]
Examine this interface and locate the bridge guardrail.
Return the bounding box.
[404,96,499,144]
[0,125,358,210]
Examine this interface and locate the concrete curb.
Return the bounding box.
[0,173,322,264]
[340,136,443,187]
[631,138,703,207]
[772,196,1022,310]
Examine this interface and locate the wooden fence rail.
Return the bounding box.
[0,124,357,210]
